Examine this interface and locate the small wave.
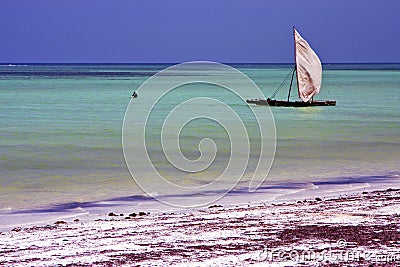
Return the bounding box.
[0,64,28,67]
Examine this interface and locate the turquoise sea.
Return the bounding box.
[0,63,399,216]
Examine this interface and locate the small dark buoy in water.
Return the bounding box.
[131,91,138,98]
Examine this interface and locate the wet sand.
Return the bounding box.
[2,188,400,266]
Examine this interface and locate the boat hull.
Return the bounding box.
[246,99,336,107]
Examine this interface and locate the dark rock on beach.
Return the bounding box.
[54,221,67,225]
[208,204,223,209]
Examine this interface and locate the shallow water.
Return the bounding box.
[0,63,399,213]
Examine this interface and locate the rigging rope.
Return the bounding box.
[270,66,296,99]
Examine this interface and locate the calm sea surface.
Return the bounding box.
[0,63,399,212]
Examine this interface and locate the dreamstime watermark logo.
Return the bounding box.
[257,239,400,264]
[122,62,276,207]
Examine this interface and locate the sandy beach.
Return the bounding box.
[2,188,400,266]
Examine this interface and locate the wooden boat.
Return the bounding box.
[247,27,336,107]
[247,98,336,106]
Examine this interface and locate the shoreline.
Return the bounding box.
[2,187,400,266]
[1,172,399,230]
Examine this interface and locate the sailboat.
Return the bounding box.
[246,27,336,107]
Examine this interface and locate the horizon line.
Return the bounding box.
[1,62,400,65]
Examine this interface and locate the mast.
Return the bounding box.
[287,67,295,102]
[293,26,300,101]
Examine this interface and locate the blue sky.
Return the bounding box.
[1,0,399,63]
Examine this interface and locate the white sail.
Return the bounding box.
[294,28,322,102]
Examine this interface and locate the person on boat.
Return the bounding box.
[131,91,138,98]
